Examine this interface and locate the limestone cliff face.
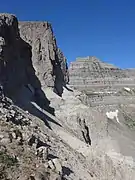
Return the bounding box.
[19,22,68,96]
[69,56,135,92]
[69,56,135,107]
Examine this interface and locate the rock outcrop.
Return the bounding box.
[0,14,68,100]
[19,22,69,96]
[0,14,42,97]
[0,13,69,120]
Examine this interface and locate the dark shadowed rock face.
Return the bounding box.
[0,14,41,97]
[0,15,68,98]
[0,13,69,118]
[0,13,69,119]
[19,22,69,96]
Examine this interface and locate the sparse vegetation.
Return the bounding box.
[0,151,18,179]
[0,151,18,168]
[123,114,135,129]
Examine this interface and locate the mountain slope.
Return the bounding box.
[0,14,135,180]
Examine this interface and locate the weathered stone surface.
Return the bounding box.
[69,56,135,106]
[69,56,135,90]
[0,14,41,97]
[19,22,68,96]
[1,13,135,180]
[0,13,68,102]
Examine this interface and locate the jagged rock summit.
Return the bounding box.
[1,14,135,180]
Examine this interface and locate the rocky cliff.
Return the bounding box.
[0,14,68,99]
[1,13,135,180]
[0,14,40,96]
[19,22,69,96]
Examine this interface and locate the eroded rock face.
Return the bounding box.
[2,13,135,180]
[0,14,41,97]
[19,22,69,96]
[69,56,135,106]
[0,14,68,99]
[69,56,135,90]
[69,56,135,87]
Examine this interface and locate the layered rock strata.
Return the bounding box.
[69,56,135,106]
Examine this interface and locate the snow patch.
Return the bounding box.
[106,110,120,123]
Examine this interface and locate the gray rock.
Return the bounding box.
[69,56,135,106]
[19,22,68,96]
[0,13,68,110]
[0,14,41,98]
[1,13,135,180]
[69,56,135,90]
[48,158,62,173]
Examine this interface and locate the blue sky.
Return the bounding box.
[0,0,135,68]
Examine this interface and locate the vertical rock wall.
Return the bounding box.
[0,14,41,97]
[19,22,69,96]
